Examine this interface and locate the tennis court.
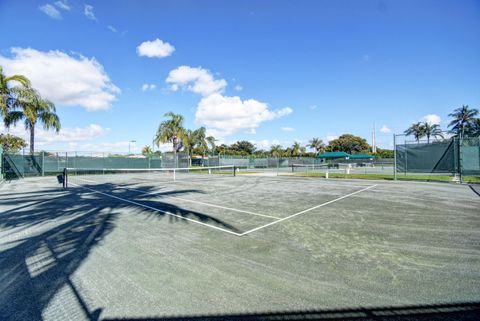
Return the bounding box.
[1,169,479,320]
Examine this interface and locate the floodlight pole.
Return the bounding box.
[128,140,136,155]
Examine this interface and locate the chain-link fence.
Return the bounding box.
[2,150,394,178]
[1,151,183,178]
[394,134,480,183]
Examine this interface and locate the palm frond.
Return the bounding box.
[4,111,25,128]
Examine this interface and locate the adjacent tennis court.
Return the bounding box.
[1,171,479,320]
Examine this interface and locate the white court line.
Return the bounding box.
[239,184,377,236]
[70,182,243,236]
[74,178,280,220]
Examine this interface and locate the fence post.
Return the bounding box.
[41,151,45,176]
[393,134,397,180]
[0,145,3,180]
[458,135,463,183]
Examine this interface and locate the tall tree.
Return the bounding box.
[404,122,425,143]
[307,137,325,153]
[0,133,27,152]
[4,87,60,154]
[230,140,255,155]
[422,122,443,143]
[448,105,479,137]
[154,112,185,159]
[0,66,30,119]
[328,134,370,153]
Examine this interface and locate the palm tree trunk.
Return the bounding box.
[29,125,35,155]
[173,136,177,167]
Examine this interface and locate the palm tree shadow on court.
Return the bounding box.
[0,183,240,321]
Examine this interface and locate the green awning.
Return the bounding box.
[316,151,351,159]
[349,153,374,159]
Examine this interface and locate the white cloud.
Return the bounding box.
[166,66,226,96]
[39,4,62,19]
[84,4,96,20]
[0,48,120,111]
[195,93,293,137]
[281,127,295,132]
[309,105,317,110]
[1,123,109,145]
[234,85,243,92]
[422,114,441,125]
[54,0,70,11]
[137,39,175,58]
[380,125,391,133]
[141,83,156,92]
[107,25,117,33]
[251,139,270,150]
[326,135,338,142]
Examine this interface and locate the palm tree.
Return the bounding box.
[469,118,480,137]
[0,66,30,119]
[291,142,302,156]
[422,122,444,143]
[206,135,216,154]
[270,144,283,157]
[154,112,185,163]
[181,129,196,166]
[193,127,209,156]
[141,145,152,156]
[404,122,425,143]
[4,86,60,154]
[283,147,293,157]
[448,105,479,137]
[307,137,325,153]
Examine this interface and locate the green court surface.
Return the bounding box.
[1,174,479,320]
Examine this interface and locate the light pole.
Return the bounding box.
[128,140,136,155]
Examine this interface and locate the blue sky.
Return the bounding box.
[0,0,479,153]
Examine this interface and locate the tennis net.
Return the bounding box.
[291,163,329,173]
[63,165,236,188]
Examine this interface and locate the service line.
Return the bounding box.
[239,184,377,236]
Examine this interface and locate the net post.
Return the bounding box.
[393,134,397,180]
[173,168,176,181]
[233,165,236,177]
[63,167,67,189]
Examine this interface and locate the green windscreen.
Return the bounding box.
[461,137,480,176]
[396,140,456,174]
